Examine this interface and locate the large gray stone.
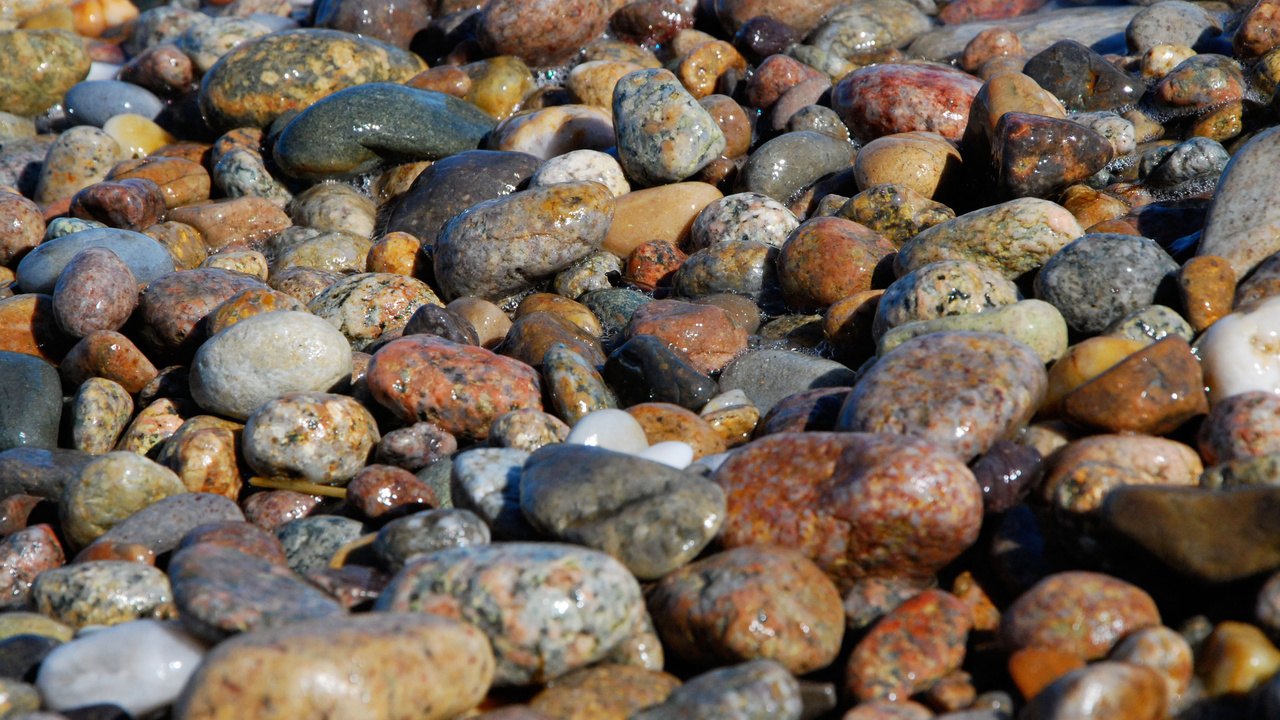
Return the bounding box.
[718,350,856,413]
[15,228,174,295]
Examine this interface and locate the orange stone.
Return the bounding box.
[60,330,159,394]
[168,196,291,253]
[1008,647,1086,701]
[1178,255,1235,333]
[603,182,722,257]
[74,541,157,565]
[626,402,726,459]
[1041,336,1148,418]
[108,156,212,209]
[366,232,426,277]
[0,294,70,363]
[1062,336,1209,435]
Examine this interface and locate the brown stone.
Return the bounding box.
[530,665,681,720]
[777,217,894,309]
[168,197,292,253]
[1178,255,1234,332]
[69,178,166,231]
[1008,647,1087,701]
[0,293,70,363]
[624,299,747,375]
[603,183,722,257]
[626,402,726,459]
[1062,336,1208,435]
[108,156,210,209]
[144,221,208,271]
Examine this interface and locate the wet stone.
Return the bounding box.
[612,69,726,187]
[179,521,288,566]
[31,561,176,628]
[92,492,243,556]
[373,508,490,571]
[1021,39,1144,112]
[832,64,983,144]
[274,515,365,574]
[737,131,856,205]
[51,246,137,339]
[0,352,61,452]
[449,447,534,541]
[59,451,186,550]
[488,409,570,452]
[544,343,615,426]
[241,489,324,532]
[346,464,438,519]
[718,350,857,415]
[846,590,973,703]
[374,421,457,473]
[604,335,719,411]
[499,311,606,370]
[17,227,172,296]
[630,660,802,720]
[1000,571,1160,660]
[0,524,64,611]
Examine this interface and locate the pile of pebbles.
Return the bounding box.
[6,0,1280,716]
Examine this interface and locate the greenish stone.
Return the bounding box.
[1102,304,1195,346]
[544,343,616,426]
[0,352,61,452]
[613,68,725,187]
[0,30,90,118]
[0,612,75,642]
[878,299,1069,363]
[580,288,651,337]
[274,83,496,181]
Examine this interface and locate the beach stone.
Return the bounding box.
[0,352,60,452]
[179,521,288,566]
[564,408,649,454]
[833,184,954,249]
[846,590,972,703]
[990,114,1113,201]
[33,126,121,207]
[833,64,983,144]
[1000,571,1159,660]
[777,217,893,309]
[374,421,457,473]
[1197,621,1280,696]
[579,288,649,335]
[197,29,426,132]
[273,230,372,275]
[754,387,850,436]
[531,149,630,198]
[499,311,605,369]
[306,273,441,352]
[0,293,70,364]
[603,183,722,257]
[672,240,781,308]
[368,335,542,440]
[117,43,194,97]
[204,287,305,337]
[1039,434,1202,513]
[897,198,1081,280]
[1126,0,1221,54]
[1108,625,1192,706]
[1034,234,1178,335]
[689,192,798,252]
[0,633,60,680]
[1040,337,1148,416]
[242,490,323,532]
[434,181,612,301]
[51,247,136,339]
[625,299,747,375]
[529,665,680,720]
[68,178,166,232]
[113,396,193,458]
[808,0,931,60]
[1102,305,1194,346]
[175,613,493,720]
[1142,137,1228,191]
[878,299,1068,363]
[403,304,479,346]
[376,542,647,686]
[386,150,540,245]
[489,410,570,452]
[612,69,726,187]
[92,492,241,555]
[144,222,208,271]
[853,132,965,204]
[274,83,494,181]
[168,543,345,642]
[32,561,175,627]
[287,183,376,238]
[1179,255,1235,333]
[16,227,172,295]
[0,137,53,199]
[648,545,843,674]
[1199,391,1280,465]
[63,80,163,128]
[166,197,290,254]
[715,432,981,591]
[0,30,90,118]
[738,131,856,205]
[373,508,490,571]
[70,378,132,454]
[544,344,615,426]
[242,393,378,485]
[450,447,533,540]
[189,310,352,420]
[1152,55,1245,114]
[1021,662,1168,720]
[59,452,185,550]
[873,259,1019,339]
[274,515,363,574]
[603,335,718,411]
[477,0,607,66]
[838,332,1045,461]
[0,612,73,643]
[1199,296,1280,403]
[627,402,723,458]
[630,660,802,720]
[491,105,615,159]
[624,239,686,290]
[0,193,43,267]
[520,444,724,579]
[1021,39,1144,112]
[1198,127,1280,281]
[34,620,204,719]
[60,330,157,395]
[718,350,856,415]
[1062,337,1207,435]
[0,524,63,610]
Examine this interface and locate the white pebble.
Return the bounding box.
[689,450,734,476]
[87,62,122,82]
[636,440,695,469]
[700,388,753,414]
[36,620,206,718]
[531,149,631,198]
[565,408,649,454]
[1199,295,1280,404]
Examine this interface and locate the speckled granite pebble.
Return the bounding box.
[32,561,175,628]
[1035,234,1179,335]
[630,660,802,720]
[242,392,378,485]
[613,69,726,187]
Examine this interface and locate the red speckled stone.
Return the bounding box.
[1000,571,1161,660]
[346,464,438,519]
[137,268,266,358]
[845,589,973,702]
[180,520,288,566]
[367,335,543,440]
[625,240,687,291]
[52,247,138,339]
[69,178,166,232]
[1198,391,1280,465]
[777,217,894,309]
[241,490,324,532]
[832,64,983,144]
[940,0,1046,25]
[647,545,845,674]
[625,299,748,375]
[0,524,65,609]
[745,54,826,110]
[60,330,159,394]
[713,432,983,592]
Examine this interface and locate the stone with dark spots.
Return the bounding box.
[993,113,1113,200]
[273,83,495,181]
[603,335,719,411]
[845,590,973,702]
[1062,336,1207,436]
[402,304,479,345]
[1033,234,1179,335]
[832,64,983,144]
[612,69,726,188]
[477,0,610,66]
[497,311,606,369]
[0,30,90,118]
[0,524,65,611]
[137,269,266,359]
[197,29,426,132]
[1021,40,1144,112]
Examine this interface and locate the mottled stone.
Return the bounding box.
[34,126,121,207]
[846,590,972,703]
[778,217,893,309]
[613,69,726,187]
[874,260,1019,339]
[499,311,606,369]
[879,299,1068,364]
[625,299,747,375]
[1153,55,1245,114]
[1034,234,1178,335]
[376,542,647,686]
[1062,337,1207,435]
[93,492,242,556]
[373,508,489,570]
[530,665,681,720]
[1021,39,1144,112]
[59,452,186,550]
[274,515,364,575]
[0,524,63,610]
[31,561,175,627]
[17,227,172,296]
[0,30,90,118]
[717,350,856,415]
[833,64,982,144]
[673,240,781,308]
[306,273,441,352]
[51,246,137,339]
[715,433,982,591]
[835,184,954,249]
[1021,662,1168,720]
[1198,127,1280,281]
[242,393,378,485]
[603,335,717,411]
[630,660,802,720]
[897,198,1081,279]
[1000,571,1160,660]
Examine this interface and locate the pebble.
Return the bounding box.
[689,192,799,251]
[718,349,857,414]
[274,515,364,574]
[833,64,983,144]
[625,299,747,375]
[613,69,726,187]
[0,29,90,118]
[242,393,379,485]
[604,335,719,410]
[373,508,490,570]
[63,80,163,127]
[520,443,724,579]
[0,352,61,452]
[35,620,205,718]
[738,131,856,204]
[16,227,172,295]
[449,447,534,540]
[874,259,1020,339]
[544,343,615,425]
[307,273,441,351]
[1000,571,1160,660]
[1034,234,1179,335]
[1198,127,1280,280]
[1062,336,1207,435]
[1022,39,1143,113]
[189,311,353,421]
[630,660,802,720]
[51,246,136,338]
[603,182,722,257]
[31,561,176,627]
[847,590,973,703]
[1196,295,1280,403]
[376,542,647,686]
[878,299,1068,363]
[898,198,1082,279]
[488,409,570,452]
[92,492,242,555]
[59,451,186,550]
[1021,662,1168,720]
[0,524,64,610]
[777,217,893,308]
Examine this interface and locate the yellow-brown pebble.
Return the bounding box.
[1178,255,1235,332]
[366,232,426,277]
[626,402,726,459]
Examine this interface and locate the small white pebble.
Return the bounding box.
[636,440,695,470]
[87,62,123,82]
[700,388,754,414]
[565,408,649,454]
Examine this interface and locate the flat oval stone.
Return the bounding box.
[64,80,163,127]
[717,350,857,415]
[837,332,1046,461]
[274,515,365,574]
[648,545,844,674]
[1034,233,1179,335]
[603,334,719,411]
[59,452,187,550]
[1000,570,1160,660]
[274,83,495,181]
[897,198,1083,279]
[0,352,61,452]
[52,246,137,339]
[520,444,725,579]
[833,64,983,144]
[190,311,353,421]
[434,181,614,301]
[613,68,726,187]
[689,192,799,251]
[879,299,1067,363]
[376,542,647,686]
[385,150,541,246]
[35,620,204,719]
[31,561,175,628]
[197,28,426,132]
[175,614,494,720]
[1021,661,1168,720]
[477,0,609,66]
[625,299,747,375]
[168,543,346,642]
[737,131,856,205]
[714,432,982,591]
[544,343,616,426]
[243,392,379,485]
[92,492,242,555]
[16,227,173,295]
[367,335,542,440]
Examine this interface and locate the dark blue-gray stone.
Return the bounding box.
[15,228,174,295]
[0,634,59,681]
[273,83,496,180]
[94,493,244,555]
[373,508,490,571]
[63,81,164,127]
[0,448,92,500]
[274,515,365,574]
[737,130,856,204]
[613,68,725,187]
[1034,233,1179,334]
[718,349,856,414]
[603,334,718,410]
[0,353,61,453]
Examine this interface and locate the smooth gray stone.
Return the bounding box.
[0,353,61,453]
[274,83,495,180]
[15,228,174,295]
[0,448,92,500]
[737,131,855,204]
[1198,126,1280,281]
[1124,0,1222,54]
[63,81,164,127]
[94,493,244,555]
[718,349,856,414]
[907,4,1140,60]
[275,516,365,574]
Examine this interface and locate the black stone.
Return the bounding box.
[971,440,1042,515]
[734,17,800,65]
[603,334,719,410]
[63,705,133,720]
[1022,40,1144,112]
[0,634,60,681]
[402,304,479,345]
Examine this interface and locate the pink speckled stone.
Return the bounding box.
[832,64,983,144]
